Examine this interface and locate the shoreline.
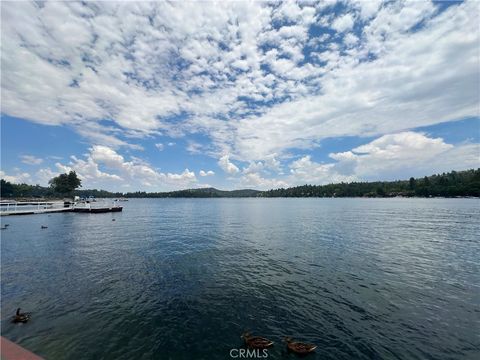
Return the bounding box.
[2,196,478,202]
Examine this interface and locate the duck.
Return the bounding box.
[41,225,48,229]
[112,219,116,221]
[284,337,317,355]
[241,332,274,349]
[1,226,7,230]
[4,224,9,227]
[12,308,31,323]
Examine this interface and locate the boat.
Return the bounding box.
[73,199,122,213]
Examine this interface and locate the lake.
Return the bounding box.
[1,198,479,359]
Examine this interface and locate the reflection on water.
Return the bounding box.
[1,198,479,359]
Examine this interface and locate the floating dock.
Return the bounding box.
[0,207,73,216]
[0,201,122,216]
[73,206,123,213]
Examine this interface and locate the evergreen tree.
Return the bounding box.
[409,177,416,190]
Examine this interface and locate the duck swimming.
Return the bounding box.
[284,337,317,355]
[241,332,274,349]
[12,308,31,323]
[41,225,48,229]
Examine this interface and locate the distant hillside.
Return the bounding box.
[124,187,261,198]
[1,169,479,199]
[0,181,260,199]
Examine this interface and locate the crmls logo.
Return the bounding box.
[229,348,269,358]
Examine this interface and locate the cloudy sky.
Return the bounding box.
[1,0,479,191]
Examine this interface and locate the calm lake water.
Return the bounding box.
[1,198,479,360]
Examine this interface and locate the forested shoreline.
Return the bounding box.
[1,169,479,199]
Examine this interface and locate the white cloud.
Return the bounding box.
[90,145,125,170]
[166,169,196,182]
[0,170,32,184]
[352,0,383,20]
[331,14,355,33]
[155,143,164,151]
[42,145,198,190]
[186,141,203,154]
[55,156,123,183]
[20,154,43,165]
[343,33,358,46]
[35,168,58,186]
[240,172,288,190]
[243,161,264,174]
[3,2,477,159]
[230,1,479,160]
[289,156,355,185]
[1,1,478,190]
[327,132,479,180]
[218,155,240,174]
[199,170,215,177]
[283,131,479,186]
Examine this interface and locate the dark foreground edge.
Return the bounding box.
[1,336,44,360]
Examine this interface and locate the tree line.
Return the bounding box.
[261,169,480,198]
[1,169,479,199]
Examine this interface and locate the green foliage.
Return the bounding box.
[48,171,82,195]
[1,179,56,198]
[409,177,416,190]
[120,188,260,198]
[1,169,479,199]
[260,169,480,198]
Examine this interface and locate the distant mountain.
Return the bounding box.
[126,187,261,198]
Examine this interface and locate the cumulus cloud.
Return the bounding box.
[327,132,479,180]
[199,170,215,177]
[1,1,478,189]
[0,170,32,184]
[284,132,479,186]
[231,1,479,160]
[155,143,164,151]
[3,1,476,162]
[239,172,288,190]
[55,155,123,183]
[331,14,355,33]
[238,132,479,188]
[289,156,355,185]
[35,168,58,185]
[20,155,43,165]
[166,169,196,182]
[37,145,198,190]
[218,155,240,174]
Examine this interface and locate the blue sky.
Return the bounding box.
[1,1,479,191]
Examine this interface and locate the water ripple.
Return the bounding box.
[1,198,479,359]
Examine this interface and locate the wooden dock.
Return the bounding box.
[0,201,122,216]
